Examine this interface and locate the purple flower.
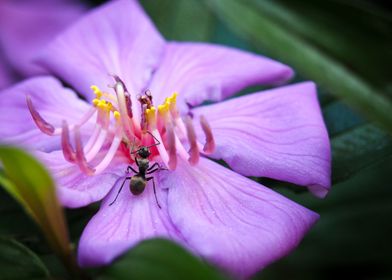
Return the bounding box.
[0,0,331,277]
[0,0,86,89]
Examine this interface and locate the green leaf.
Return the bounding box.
[0,237,49,280]
[140,0,214,41]
[207,0,392,133]
[100,239,226,280]
[0,146,79,276]
[331,123,392,183]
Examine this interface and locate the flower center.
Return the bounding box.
[27,75,215,175]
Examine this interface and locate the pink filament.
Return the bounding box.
[200,115,215,154]
[184,116,200,165]
[166,123,177,170]
[26,95,55,135]
[85,129,107,161]
[83,124,100,153]
[61,120,76,163]
[94,136,121,174]
[74,126,95,175]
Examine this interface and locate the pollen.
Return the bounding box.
[113,110,121,120]
[92,98,100,107]
[146,106,157,125]
[91,85,102,99]
[166,92,178,105]
[158,103,170,116]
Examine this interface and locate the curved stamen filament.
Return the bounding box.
[184,116,200,165]
[83,124,101,153]
[114,79,136,141]
[26,95,55,135]
[61,120,76,163]
[27,95,97,136]
[93,116,123,174]
[200,115,215,154]
[166,122,177,170]
[85,129,107,161]
[74,126,95,175]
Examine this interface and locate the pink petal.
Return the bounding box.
[0,0,86,76]
[160,157,319,278]
[37,0,165,101]
[35,150,129,208]
[0,77,92,152]
[78,171,184,266]
[193,82,331,197]
[148,42,293,110]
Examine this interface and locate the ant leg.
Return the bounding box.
[147,162,159,171]
[147,162,168,171]
[127,165,138,174]
[109,177,131,206]
[146,168,159,174]
[146,177,161,209]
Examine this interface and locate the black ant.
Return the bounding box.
[109,131,166,208]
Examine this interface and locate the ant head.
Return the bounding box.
[137,146,150,158]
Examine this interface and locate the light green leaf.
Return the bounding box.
[0,146,78,276]
[0,237,49,280]
[207,0,392,133]
[100,238,226,280]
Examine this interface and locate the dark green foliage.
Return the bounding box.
[0,238,49,280]
[100,239,226,280]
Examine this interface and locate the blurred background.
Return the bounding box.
[0,0,391,279]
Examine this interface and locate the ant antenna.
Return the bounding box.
[145,130,161,148]
[130,131,161,154]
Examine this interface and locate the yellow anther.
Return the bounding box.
[92,98,100,106]
[106,102,113,111]
[91,85,102,99]
[169,92,178,104]
[168,92,179,115]
[158,103,170,116]
[146,106,157,124]
[113,111,121,120]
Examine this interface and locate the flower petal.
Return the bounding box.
[78,170,184,266]
[0,0,85,76]
[0,77,92,152]
[35,150,129,208]
[148,42,293,110]
[0,54,16,90]
[37,0,165,101]
[193,82,331,197]
[160,157,319,278]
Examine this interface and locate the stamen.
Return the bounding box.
[200,115,215,154]
[184,116,200,165]
[75,107,97,128]
[93,136,121,174]
[83,124,100,153]
[113,79,136,140]
[93,116,122,174]
[74,126,95,175]
[26,95,55,135]
[85,129,107,161]
[166,122,177,170]
[61,120,76,163]
[91,85,102,99]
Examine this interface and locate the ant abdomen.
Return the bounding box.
[130,176,146,195]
